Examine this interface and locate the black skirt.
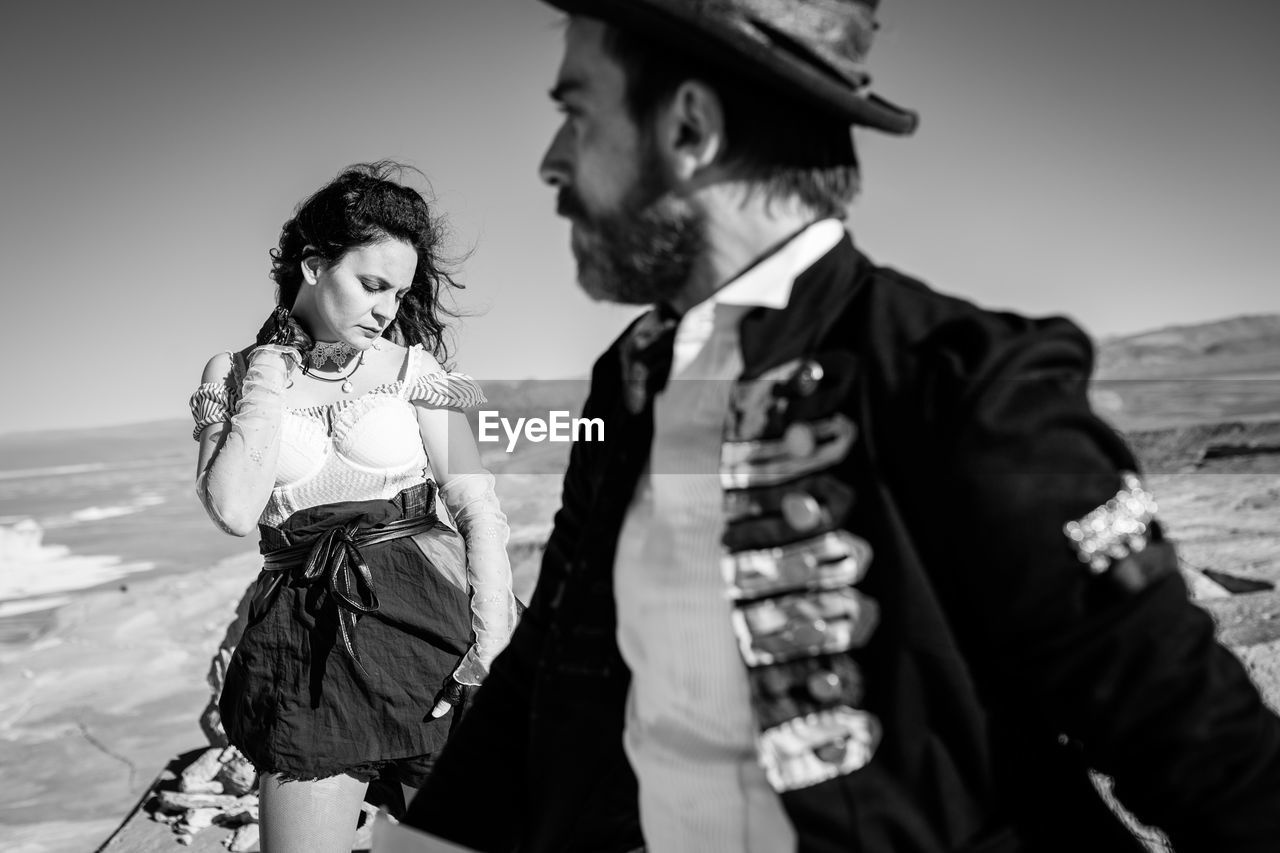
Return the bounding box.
[220,483,471,785]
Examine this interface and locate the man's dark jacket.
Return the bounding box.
[407,237,1280,852]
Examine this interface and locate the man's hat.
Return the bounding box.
[542,0,918,135]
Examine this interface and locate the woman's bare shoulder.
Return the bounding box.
[200,348,253,385]
[407,342,447,376]
[377,339,410,361]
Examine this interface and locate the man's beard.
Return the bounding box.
[562,145,705,306]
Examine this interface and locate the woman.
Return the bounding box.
[189,163,516,852]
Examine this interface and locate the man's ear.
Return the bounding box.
[653,80,725,183]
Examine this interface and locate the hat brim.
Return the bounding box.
[542,0,918,135]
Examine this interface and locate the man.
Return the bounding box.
[382,1,1280,851]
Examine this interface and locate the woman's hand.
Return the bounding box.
[255,305,313,352]
[435,470,517,685]
[430,674,470,719]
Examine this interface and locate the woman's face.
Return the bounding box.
[293,238,418,347]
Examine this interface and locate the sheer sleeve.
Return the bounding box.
[407,345,513,683]
[439,473,517,685]
[193,346,299,536]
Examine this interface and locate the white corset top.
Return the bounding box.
[275,394,426,486]
[190,344,486,528]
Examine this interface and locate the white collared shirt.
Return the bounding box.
[613,219,845,852]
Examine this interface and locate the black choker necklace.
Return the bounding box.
[303,349,365,394]
[309,340,359,368]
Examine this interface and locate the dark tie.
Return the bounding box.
[619,308,679,413]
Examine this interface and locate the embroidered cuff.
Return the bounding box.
[1064,471,1158,573]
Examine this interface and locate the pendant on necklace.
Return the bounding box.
[341,379,354,393]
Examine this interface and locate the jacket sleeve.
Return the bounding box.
[402,359,609,851]
[919,312,1280,851]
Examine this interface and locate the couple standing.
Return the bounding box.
[196,2,1280,852]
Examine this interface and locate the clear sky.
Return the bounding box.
[1,0,1276,434]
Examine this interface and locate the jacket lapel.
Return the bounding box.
[738,233,868,377]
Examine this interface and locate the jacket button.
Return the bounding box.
[781,491,824,532]
[794,361,824,396]
[783,423,817,457]
[807,669,843,702]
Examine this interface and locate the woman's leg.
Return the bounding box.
[258,772,369,853]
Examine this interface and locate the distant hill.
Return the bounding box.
[1091,313,1280,432]
[1096,313,1280,379]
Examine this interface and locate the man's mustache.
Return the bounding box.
[556,189,588,220]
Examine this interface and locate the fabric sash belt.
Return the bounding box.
[255,513,437,667]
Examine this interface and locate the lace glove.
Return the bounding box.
[430,471,517,717]
[196,344,300,535]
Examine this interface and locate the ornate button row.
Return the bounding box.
[721,358,884,790]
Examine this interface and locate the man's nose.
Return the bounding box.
[539,124,572,188]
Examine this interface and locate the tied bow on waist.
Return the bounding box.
[254,513,437,668]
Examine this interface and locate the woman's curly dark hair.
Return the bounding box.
[268,161,465,363]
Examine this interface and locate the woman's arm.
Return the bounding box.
[194,345,299,537]
[414,402,518,698]
[413,404,485,485]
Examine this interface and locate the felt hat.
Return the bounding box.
[542,0,918,135]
